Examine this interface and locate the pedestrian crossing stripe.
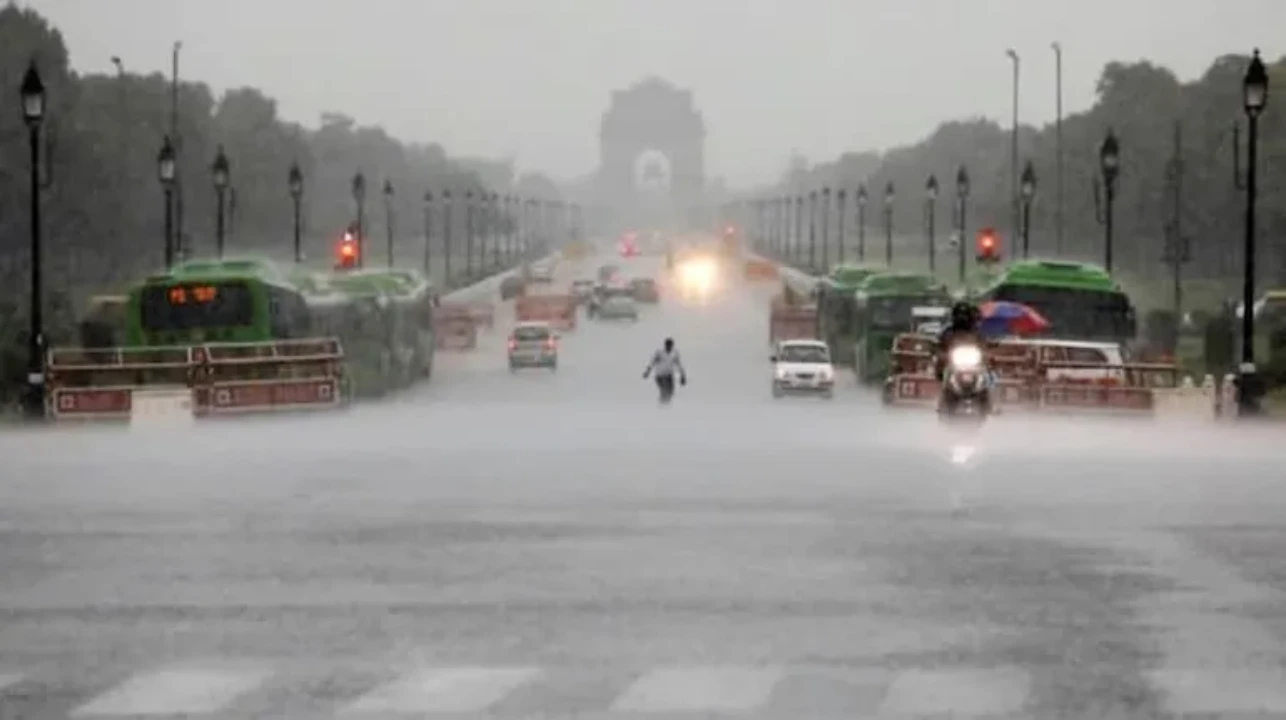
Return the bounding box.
[40,662,1286,716]
[70,667,271,716]
[340,667,540,713]
[610,666,784,712]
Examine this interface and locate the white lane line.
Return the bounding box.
[879,668,1030,715]
[1149,669,1286,713]
[609,666,784,713]
[341,667,539,713]
[71,666,269,716]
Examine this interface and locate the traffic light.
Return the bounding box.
[336,232,359,270]
[976,228,1000,263]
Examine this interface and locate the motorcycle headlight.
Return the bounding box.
[949,345,983,369]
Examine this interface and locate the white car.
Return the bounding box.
[771,339,835,398]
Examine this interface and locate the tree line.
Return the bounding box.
[0,5,561,326]
[775,51,1286,312]
[0,4,569,407]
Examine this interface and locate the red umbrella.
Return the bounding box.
[978,301,1050,336]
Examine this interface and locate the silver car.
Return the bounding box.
[596,295,639,321]
[507,322,558,371]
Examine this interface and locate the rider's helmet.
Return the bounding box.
[950,301,977,330]
[663,337,675,352]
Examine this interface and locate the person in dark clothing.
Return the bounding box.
[934,301,983,381]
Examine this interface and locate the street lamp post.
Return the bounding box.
[1006,49,1021,246]
[423,191,434,275]
[1099,130,1120,273]
[794,195,804,265]
[210,146,231,258]
[1239,49,1269,415]
[808,190,818,271]
[351,172,366,268]
[442,190,453,286]
[212,145,230,258]
[856,185,867,262]
[21,63,46,420]
[956,166,971,284]
[493,194,503,269]
[465,190,475,278]
[820,187,831,272]
[883,182,895,266]
[1020,161,1036,259]
[158,136,177,269]
[836,189,847,266]
[288,162,303,263]
[1052,42,1065,254]
[383,179,395,268]
[925,175,938,275]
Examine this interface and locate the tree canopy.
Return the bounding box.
[0,4,557,314]
[777,51,1286,304]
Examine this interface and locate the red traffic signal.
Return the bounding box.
[336,232,359,269]
[976,228,1000,262]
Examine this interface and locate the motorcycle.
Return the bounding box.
[938,343,992,423]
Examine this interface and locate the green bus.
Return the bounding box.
[117,258,433,399]
[322,268,437,390]
[816,264,885,366]
[852,272,952,384]
[974,260,1136,343]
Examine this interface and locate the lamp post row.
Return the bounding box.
[15,60,577,420]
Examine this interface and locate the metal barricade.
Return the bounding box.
[433,305,479,350]
[196,338,345,415]
[46,346,194,421]
[769,300,817,345]
[516,295,577,332]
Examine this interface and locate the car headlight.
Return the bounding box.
[775,368,788,380]
[818,367,834,382]
[949,345,983,370]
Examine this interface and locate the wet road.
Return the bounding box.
[3,253,1286,718]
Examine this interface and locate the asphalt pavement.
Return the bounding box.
[2,251,1286,718]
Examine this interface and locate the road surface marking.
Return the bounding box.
[0,673,22,690]
[341,667,539,713]
[609,666,784,712]
[70,666,269,716]
[879,668,1030,715]
[1149,669,1286,713]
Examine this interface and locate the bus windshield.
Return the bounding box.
[992,285,1135,340]
[140,281,255,331]
[824,294,856,336]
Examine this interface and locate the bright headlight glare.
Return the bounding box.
[950,345,983,368]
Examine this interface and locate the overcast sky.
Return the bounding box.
[23,0,1284,186]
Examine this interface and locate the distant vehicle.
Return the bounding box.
[597,264,620,284]
[771,339,835,399]
[500,275,526,301]
[630,278,660,303]
[571,279,596,305]
[508,321,558,371]
[595,294,639,321]
[529,263,555,283]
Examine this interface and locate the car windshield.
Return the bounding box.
[513,326,550,341]
[631,279,655,289]
[606,296,633,307]
[780,345,829,363]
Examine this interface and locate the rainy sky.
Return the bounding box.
[21,0,1286,186]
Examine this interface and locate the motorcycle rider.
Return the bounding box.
[935,301,984,381]
[643,337,687,399]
